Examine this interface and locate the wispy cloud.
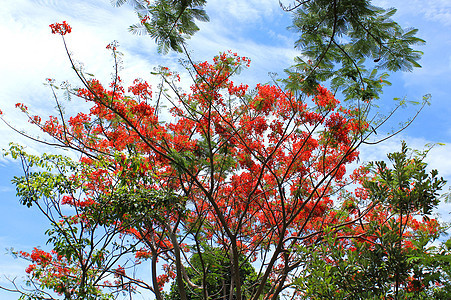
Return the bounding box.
[207,0,280,24]
[373,0,451,26]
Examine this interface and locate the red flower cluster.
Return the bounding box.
[135,249,151,259]
[15,102,28,112]
[106,41,118,50]
[128,78,152,100]
[314,85,339,109]
[141,15,150,24]
[49,21,72,35]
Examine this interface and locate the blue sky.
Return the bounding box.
[1,0,451,298]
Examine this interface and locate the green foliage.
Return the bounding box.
[4,144,80,208]
[165,246,271,299]
[294,143,448,299]
[116,0,209,53]
[3,145,149,299]
[365,141,446,215]
[286,0,424,100]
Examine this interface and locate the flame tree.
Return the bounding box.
[2,1,447,299]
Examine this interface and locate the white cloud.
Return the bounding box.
[207,0,280,24]
[358,134,451,176]
[413,0,451,26]
[188,30,297,84]
[0,186,14,193]
[373,0,451,26]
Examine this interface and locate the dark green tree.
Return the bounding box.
[164,247,272,300]
[284,0,424,100]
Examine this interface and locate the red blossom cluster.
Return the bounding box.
[49,21,72,35]
[314,85,339,109]
[128,78,152,100]
[140,15,150,24]
[135,249,151,260]
[15,102,28,112]
[18,248,78,295]
[106,41,118,50]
